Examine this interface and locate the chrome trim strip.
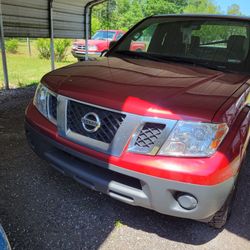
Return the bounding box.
[57,95,68,136]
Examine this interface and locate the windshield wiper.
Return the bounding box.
[192,61,234,73]
[113,50,168,63]
[147,54,229,72]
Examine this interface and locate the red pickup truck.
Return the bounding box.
[26,15,250,228]
[72,30,147,60]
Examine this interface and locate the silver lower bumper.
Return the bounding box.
[26,120,235,221]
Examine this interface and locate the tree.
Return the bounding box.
[142,0,187,16]
[92,0,233,33]
[111,0,144,31]
[183,0,220,14]
[227,4,241,15]
[91,16,102,35]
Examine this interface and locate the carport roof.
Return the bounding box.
[1,0,105,38]
[0,0,106,90]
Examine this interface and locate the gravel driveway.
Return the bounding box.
[0,87,249,250]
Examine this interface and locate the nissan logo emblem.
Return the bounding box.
[81,112,101,133]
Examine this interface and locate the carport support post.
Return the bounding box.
[85,6,90,61]
[0,4,9,90]
[27,37,31,57]
[49,0,55,70]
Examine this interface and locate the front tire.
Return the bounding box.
[208,177,238,229]
[77,58,85,62]
[208,202,230,229]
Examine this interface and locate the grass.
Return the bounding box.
[0,39,76,89]
[114,220,123,228]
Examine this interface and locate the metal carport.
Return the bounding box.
[0,0,105,90]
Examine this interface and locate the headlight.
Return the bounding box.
[33,83,49,117]
[33,83,57,125]
[72,44,78,50]
[158,121,228,157]
[88,45,98,51]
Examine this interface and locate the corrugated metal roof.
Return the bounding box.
[1,0,104,38]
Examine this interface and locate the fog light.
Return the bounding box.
[177,193,198,210]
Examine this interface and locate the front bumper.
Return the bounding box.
[25,120,235,221]
[71,50,101,58]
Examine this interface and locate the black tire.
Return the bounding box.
[100,50,108,57]
[77,58,85,62]
[208,202,230,229]
[208,178,238,229]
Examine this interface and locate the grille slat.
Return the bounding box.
[49,95,57,121]
[77,45,86,50]
[67,101,126,144]
[134,123,166,151]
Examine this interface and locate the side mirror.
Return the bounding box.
[109,41,117,50]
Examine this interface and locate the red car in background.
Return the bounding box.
[72,30,125,60]
[72,30,147,60]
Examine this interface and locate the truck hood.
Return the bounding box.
[42,57,249,122]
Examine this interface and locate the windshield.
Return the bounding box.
[110,17,250,73]
[92,31,116,41]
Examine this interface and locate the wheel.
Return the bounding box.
[77,58,85,62]
[208,202,230,229]
[208,177,238,229]
[100,50,108,57]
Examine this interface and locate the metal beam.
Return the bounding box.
[0,2,8,90]
[49,0,55,70]
[84,0,106,61]
[27,37,31,56]
[85,6,90,61]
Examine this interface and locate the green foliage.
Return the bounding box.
[92,16,102,35]
[92,0,242,33]
[54,39,71,62]
[36,39,51,60]
[142,0,187,16]
[5,39,19,54]
[37,39,71,62]
[183,0,220,14]
[114,220,123,228]
[91,0,243,43]
[227,4,241,15]
[92,0,188,32]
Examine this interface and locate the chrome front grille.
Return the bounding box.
[54,95,177,157]
[67,100,126,144]
[77,45,85,50]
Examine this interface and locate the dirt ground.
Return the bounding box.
[0,87,249,250]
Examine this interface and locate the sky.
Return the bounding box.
[216,0,250,16]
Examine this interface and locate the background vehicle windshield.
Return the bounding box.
[112,17,250,72]
[92,31,116,40]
